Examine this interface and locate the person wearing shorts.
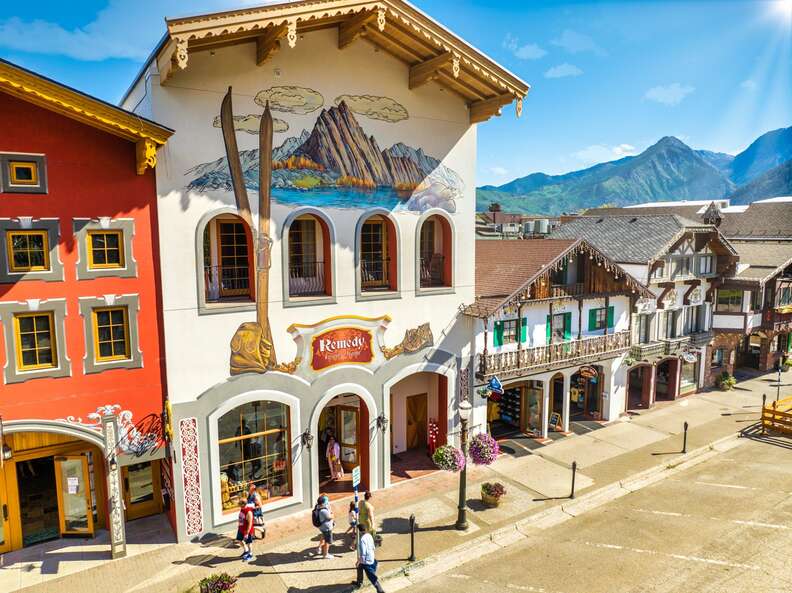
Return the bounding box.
[317,495,334,559]
[236,499,256,562]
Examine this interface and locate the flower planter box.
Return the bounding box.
[481,491,502,508]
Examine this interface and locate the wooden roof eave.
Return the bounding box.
[157,0,529,123]
[0,59,172,176]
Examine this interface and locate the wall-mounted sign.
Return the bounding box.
[283,315,434,381]
[578,365,599,379]
[311,327,373,371]
[681,351,698,364]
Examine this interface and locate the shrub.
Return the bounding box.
[432,444,465,472]
[718,371,737,390]
[468,433,500,465]
[198,573,237,593]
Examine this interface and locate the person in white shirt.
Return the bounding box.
[351,523,384,592]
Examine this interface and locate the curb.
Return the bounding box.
[350,431,744,592]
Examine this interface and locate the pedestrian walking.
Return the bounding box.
[351,523,385,592]
[344,501,358,550]
[247,482,266,539]
[312,495,334,559]
[326,435,344,480]
[358,491,378,544]
[235,499,256,562]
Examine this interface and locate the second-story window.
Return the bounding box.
[651,261,666,280]
[750,290,762,311]
[588,307,614,332]
[202,215,254,304]
[287,214,332,300]
[684,305,703,334]
[716,289,742,313]
[637,314,652,343]
[93,307,130,362]
[418,214,452,289]
[14,312,56,370]
[7,230,49,273]
[698,255,713,276]
[673,257,691,278]
[88,230,124,269]
[493,318,525,346]
[359,214,397,294]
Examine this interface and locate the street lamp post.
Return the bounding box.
[455,398,472,531]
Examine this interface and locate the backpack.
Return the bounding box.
[311,504,322,528]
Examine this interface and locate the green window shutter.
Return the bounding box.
[564,312,572,340]
[520,317,528,343]
[588,308,597,331]
[546,315,551,341]
[607,306,615,329]
[494,321,503,347]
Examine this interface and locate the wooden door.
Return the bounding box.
[338,406,359,471]
[0,468,11,553]
[406,394,428,450]
[54,455,94,537]
[123,460,163,521]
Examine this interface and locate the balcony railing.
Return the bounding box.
[204,264,251,302]
[288,260,326,297]
[361,256,390,291]
[550,283,584,298]
[420,254,445,288]
[478,330,631,378]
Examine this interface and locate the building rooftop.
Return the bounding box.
[730,241,792,283]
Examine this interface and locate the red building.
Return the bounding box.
[0,59,172,556]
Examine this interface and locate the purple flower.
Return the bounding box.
[432,444,466,472]
[469,433,500,465]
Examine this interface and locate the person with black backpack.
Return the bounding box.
[312,495,334,559]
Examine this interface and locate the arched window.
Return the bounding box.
[217,401,292,511]
[359,214,398,293]
[202,214,255,303]
[286,213,332,299]
[418,214,452,288]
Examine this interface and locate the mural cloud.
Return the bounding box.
[254,86,324,114]
[213,114,289,134]
[334,94,409,123]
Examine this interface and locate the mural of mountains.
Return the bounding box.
[187,100,463,212]
[478,126,792,214]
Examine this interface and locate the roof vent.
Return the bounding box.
[629,217,638,223]
[596,218,604,223]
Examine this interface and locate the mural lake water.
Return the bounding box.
[272,186,407,210]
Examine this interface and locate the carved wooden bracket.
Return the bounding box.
[409,51,457,89]
[339,9,383,49]
[135,139,157,175]
[256,23,289,65]
[469,93,515,124]
[682,279,701,305]
[706,278,721,303]
[655,282,676,310]
[158,38,189,84]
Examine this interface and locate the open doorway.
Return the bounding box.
[318,394,369,499]
[17,457,59,547]
[627,365,652,411]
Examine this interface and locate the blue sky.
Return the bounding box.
[1,0,790,186]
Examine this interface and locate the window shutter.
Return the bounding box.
[494,321,503,347]
[588,308,597,331]
[546,315,551,342]
[607,306,615,329]
[564,312,572,340]
[520,317,528,343]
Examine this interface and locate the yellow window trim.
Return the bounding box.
[14,311,57,371]
[87,230,125,270]
[92,306,131,362]
[9,161,39,185]
[6,230,50,273]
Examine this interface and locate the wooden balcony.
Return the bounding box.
[478,330,632,379]
[631,341,665,360]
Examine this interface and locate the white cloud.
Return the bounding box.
[503,33,547,60]
[488,166,509,176]
[572,143,638,166]
[551,29,606,56]
[644,83,695,106]
[544,63,583,79]
[740,79,757,92]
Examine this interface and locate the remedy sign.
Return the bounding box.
[311,327,374,371]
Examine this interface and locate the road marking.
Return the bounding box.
[693,481,750,490]
[629,508,790,531]
[581,541,760,570]
[449,573,563,593]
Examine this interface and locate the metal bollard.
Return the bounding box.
[408,514,417,562]
[570,461,577,500]
[762,394,767,435]
[682,421,689,454]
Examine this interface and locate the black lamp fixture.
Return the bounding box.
[109,454,118,472]
[376,413,389,432]
[2,444,12,461]
[301,429,314,449]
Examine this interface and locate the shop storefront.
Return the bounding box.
[570,365,603,420]
[679,357,699,396]
[487,381,543,437]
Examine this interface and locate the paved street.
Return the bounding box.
[402,435,792,593]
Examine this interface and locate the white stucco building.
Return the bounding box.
[121,0,528,541]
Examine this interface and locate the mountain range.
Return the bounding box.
[477,126,792,214]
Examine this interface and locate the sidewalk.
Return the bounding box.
[6,372,783,593]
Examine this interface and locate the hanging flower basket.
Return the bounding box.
[469,432,500,465]
[432,444,466,472]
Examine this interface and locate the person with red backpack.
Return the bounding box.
[236,499,256,562]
